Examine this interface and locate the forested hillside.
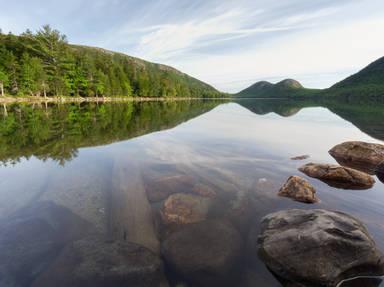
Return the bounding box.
[327,56,384,98]
[0,26,221,98]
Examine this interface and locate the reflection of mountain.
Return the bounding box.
[0,100,222,165]
[235,99,317,117]
[237,99,384,141]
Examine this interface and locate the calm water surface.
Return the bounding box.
[0,99,383,287]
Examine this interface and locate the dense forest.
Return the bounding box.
[327,56,384,98]
[0,26,221,98]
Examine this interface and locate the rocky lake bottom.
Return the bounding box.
[0,99,383,287]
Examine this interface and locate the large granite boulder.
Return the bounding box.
[329,141,384,174]
[299,163,375,189]
[161,220,243,287]
[278,176,318,203]
[32,237,169,287]
[161,193,212,225]
[256,209,384,287]
[0,201,91,287]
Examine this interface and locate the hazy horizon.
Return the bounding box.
[1,0,383,93]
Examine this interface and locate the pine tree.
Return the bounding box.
[0,69,8,96]
[20,53,35,95]
[4,51,19,94]
[34,25,68,96]
[94,70,107,97]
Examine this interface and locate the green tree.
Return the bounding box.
[20,53,35,95]
[0,69,8,97]
[94,70,107,97]
[34,25,68,96]
[20,53,46,96]
[4,52,19,94]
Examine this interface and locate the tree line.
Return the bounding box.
[0,26,221,98]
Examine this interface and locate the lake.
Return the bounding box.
[0,99,383,287]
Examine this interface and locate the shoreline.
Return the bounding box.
[0,96,233,104]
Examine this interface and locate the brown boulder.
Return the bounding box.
[329,141,384,174]
[299,163,375,190]
[161,193,212,225]
[144,174,196,203]
[278,176,318,203]
[192,183,217,198]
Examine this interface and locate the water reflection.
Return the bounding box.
[0,99,383,287]
[0,100,222,165]
[1,99,383,165]
[236,98,384,141]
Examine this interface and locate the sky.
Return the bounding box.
[0,0,384,93]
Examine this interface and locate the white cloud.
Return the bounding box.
[133,7,340,62]
[134,9,257,60]
[171,17,384,92]
[1,0,383,92]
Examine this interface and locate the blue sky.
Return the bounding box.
[0,0,383,92]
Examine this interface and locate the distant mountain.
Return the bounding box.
[236,79,317,98]
[236,56,384,99]
[327,56,384,97]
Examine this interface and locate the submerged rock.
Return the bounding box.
[144,174,196,203]
[329,141,384,174]
[299,163,375,189]
[192,183,217,198]
[111,159,160,253]
[225,190,255,234]
[144,173,216,202]
[0,201,91,287]
[161,193,212,225]
[278,176,318,203]
[256,209,384,287]
[161,220,243,287]
[32,237,169,287]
